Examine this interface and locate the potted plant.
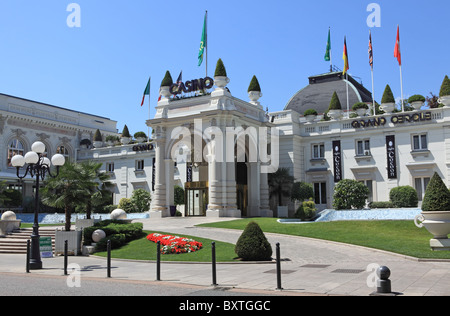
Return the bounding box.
[408,95,426,110]
[303,109,318,122]
[352,102,369,117]
[439,75,450,107]
[214,58,230,88]
[327,92,342,120]
[268,167,294,218]
[134,131,147,143]
[381,85,396,113]
[93,129,103,148]
[79,139,91,149]
[120,125,132,145]
[160,71,173,98]
[415,172,450,248]
[105,135,119,146]
[248,75,262,102]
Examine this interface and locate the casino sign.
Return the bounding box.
[351,111,432,128]
[170,77,214,95]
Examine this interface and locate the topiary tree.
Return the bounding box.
[333,179,369,210]
[121,125,131,138]
[248,75,261,92]
[381,84,395,103]
[174,185,185,206]
[214,58,227,77]
[94,129,102,142]
[328,91,342,110]
[235,221,272,261]
[389,186,418,208]
[304,109,318,116]
[160,71,173,87]
[352,102,369,110]
[422,172,450,212]
[440,75,450,97]
[291,182,314,203]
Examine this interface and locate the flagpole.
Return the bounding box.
[399,65,404,112]
[205,10,208,78]
[148,76,151,142]
[346,73,350,118]
[371,69,376,116]
[329,27,332,72]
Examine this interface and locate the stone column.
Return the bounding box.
[150,135,168,217]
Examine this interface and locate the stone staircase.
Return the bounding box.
[0,227,62,254]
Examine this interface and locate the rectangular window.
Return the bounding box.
[136,160,144,171]
[106,162,114,172]
[312,144,325,159]
[314,182,327,205]
[412,134,427,150]
[415,177,431,201]
[356,139,370,156]
[359,180,373,202]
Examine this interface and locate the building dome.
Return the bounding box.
[284,72,373,115]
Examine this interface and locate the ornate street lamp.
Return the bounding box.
[11,141,65,270]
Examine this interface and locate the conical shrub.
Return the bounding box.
[235,221,272,261]
[422,172,450,212]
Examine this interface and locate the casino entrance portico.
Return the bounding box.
[146,73,275,218]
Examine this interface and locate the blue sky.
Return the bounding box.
[0,1,448,135]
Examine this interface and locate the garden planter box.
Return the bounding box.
[55,230,82,256]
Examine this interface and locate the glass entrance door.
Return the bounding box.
[185,182,208,216]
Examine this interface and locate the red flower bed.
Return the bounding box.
[146,233,203,254]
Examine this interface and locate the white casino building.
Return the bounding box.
[2,70,450,218]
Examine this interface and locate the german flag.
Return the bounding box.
[342,36,349,75]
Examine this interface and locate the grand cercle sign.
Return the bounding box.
[170,77,214,95]
[351,111,432,128]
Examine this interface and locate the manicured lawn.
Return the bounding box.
[197,218,450,260]
[95,231,238,262]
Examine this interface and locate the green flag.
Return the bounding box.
[198,12,207,67]
[324,28,331,62]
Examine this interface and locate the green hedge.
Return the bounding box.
[235,221,272,261]
[83,220,144,251]
[389,186,418,208]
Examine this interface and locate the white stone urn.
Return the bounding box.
[120,137,132,145]
[214,76,230,88]
[415,211,450,239]
[411,101,424,111]
[438,96,450,107]
[327,109,342,120]
[93,141,103,148]
[248,91,262,102]
[381,103,395,113]
[305,115,317,122]
[159,86,171,98]
[356,108,367,117]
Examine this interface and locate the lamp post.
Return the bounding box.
[11,141,65,270]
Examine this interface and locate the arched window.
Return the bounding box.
[56,145,70,159]
[7,139,25,167]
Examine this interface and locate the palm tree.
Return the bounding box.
[41,161,93,231]
[77,160,112,219]
[268,167,295,207]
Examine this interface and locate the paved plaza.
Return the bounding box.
[1,217,449,296]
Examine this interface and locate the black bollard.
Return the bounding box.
[26,240,30,273]
[107,240,111,278]
[370,265,399,296]
[276,242,283,290]
[156,240,161,281]
[64,240,68,275]
[377,266,392,294]
[211,242,217,286]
